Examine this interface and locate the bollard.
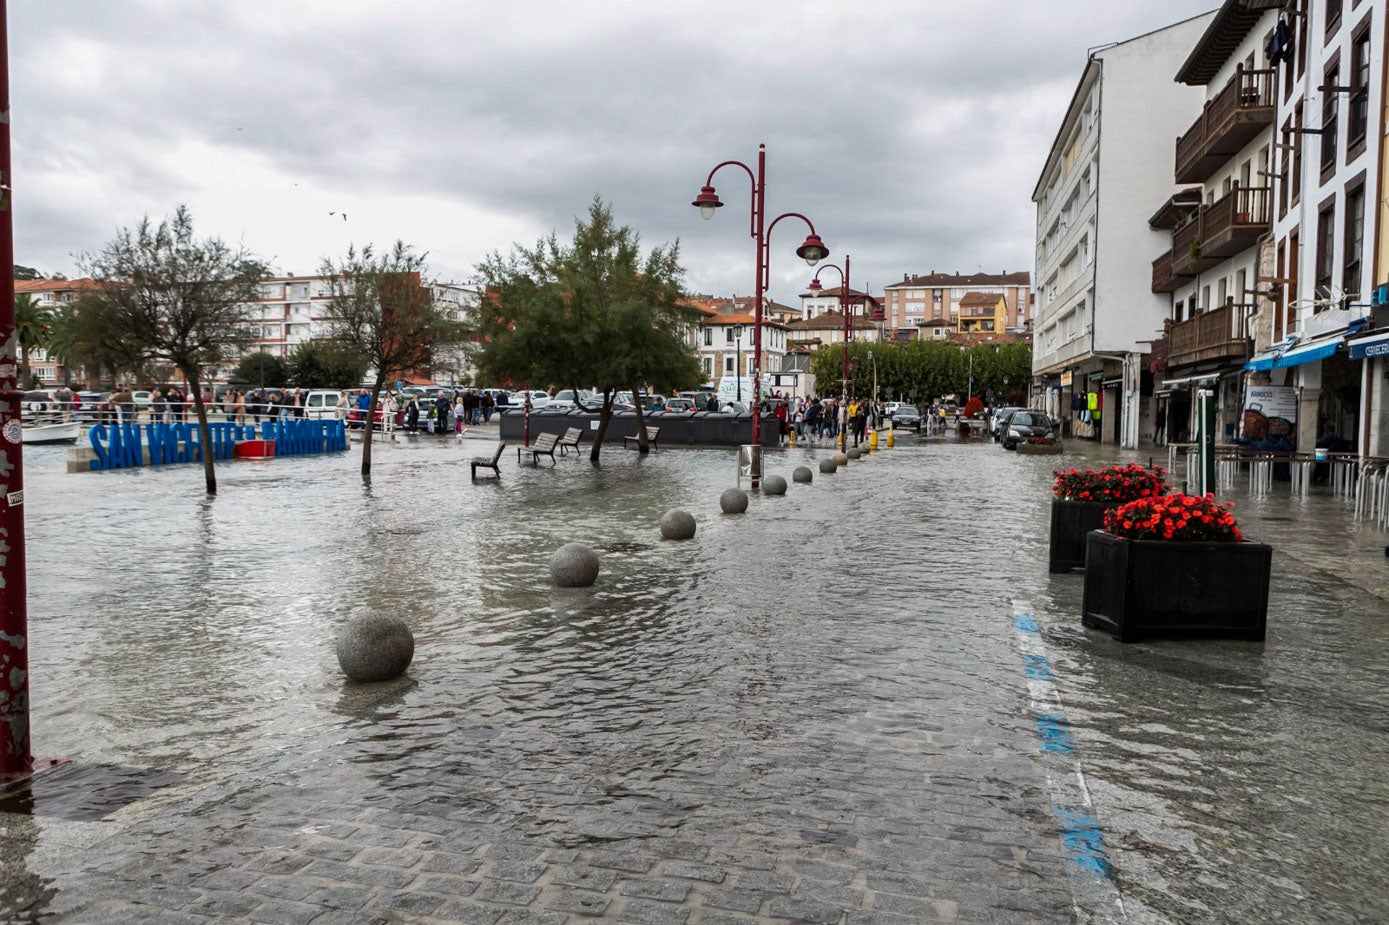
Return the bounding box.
[887,428,895,449]
[788,428,796,448]
[870,429,879,451]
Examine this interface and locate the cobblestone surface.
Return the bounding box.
[4,435,1387,923]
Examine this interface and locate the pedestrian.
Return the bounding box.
[405,397,420,432]
[334,390,350,422]
[480,390,496,423]
[1154,404,1167,446]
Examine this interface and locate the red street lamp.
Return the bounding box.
[0,3,32,779]
[692,144,827,487]
[809,255,853,452]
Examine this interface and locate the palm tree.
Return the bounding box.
[45,304,82,387]
[14,293,52,384]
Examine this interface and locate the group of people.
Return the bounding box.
[338,387,503,435]
[777,396,890,447]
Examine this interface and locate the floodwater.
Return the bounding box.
[5,430,1389,923]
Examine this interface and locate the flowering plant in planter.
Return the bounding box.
[963,396,986,419]
[1103,493,1243,542]
[1052,463,1166,503]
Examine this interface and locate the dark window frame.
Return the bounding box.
[1315,195,1336,311]
[1327,0,1344,43]
[1321,53,1342,181]
[1347,13,1373,161]
[1342,172,1367,299]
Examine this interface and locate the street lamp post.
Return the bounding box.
[732,325,743,403]
[807,254,851,452]
[0,3,32,779]
[693,144,828,487]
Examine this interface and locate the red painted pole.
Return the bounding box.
[0,1,33,779]
[839,255,851,453]
[750,145,765,487]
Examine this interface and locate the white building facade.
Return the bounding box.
[1032,12,1216,448]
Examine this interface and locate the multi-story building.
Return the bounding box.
[798,286,881,322]
[956,292,1008,335]
[1247,0,1386,456]
[690,303,790,393]
[1032,13,1214,448]
[882,271,1031,343]
[1148,2,1280,444]
[14,277,101,384]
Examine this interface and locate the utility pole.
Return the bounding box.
[0,1,33,778]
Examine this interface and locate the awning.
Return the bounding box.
[1273,335,1342,368]
[1245,351,1278,371]
[1160,372,1220,388]
[1348,329,1389,360]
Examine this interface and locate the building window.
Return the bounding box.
[1343,183,1365,298]
[1315,202,1336,307]
[703,328,712,346]
[724,355,734,374]
[702,357,713,376]
[1326,0,1343,39]
[1321,62,1340,175]
[1291,103,1303,206]
[1348,22,1371,154]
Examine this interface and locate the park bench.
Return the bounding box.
[557,427,584,456]
[518,432,559,465]
[470,441,506,479]
[623,426,661,450]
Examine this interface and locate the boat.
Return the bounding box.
[22,418,81,445]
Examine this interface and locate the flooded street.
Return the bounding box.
[3,431,1388,923]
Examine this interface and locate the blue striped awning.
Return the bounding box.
[1273,336,1342,368]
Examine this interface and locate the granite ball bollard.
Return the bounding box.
[847,447,862,460]
[792,466,814,483]
[833,452,849,466]
[660,509,697,541]
[818,458,838,474]
[763,475,788,496]
[336,614,415,683]
[550,543,601,587]
[720,488,749,514]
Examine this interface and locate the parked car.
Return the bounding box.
[73,391,112,424]
[989,407,1026,440]
[661,398,699,414]
[22,389,64,414]
[720,401,750,415]
[303,389,343,419]
[130,389,153,411]
[1000,410,1056,449]
[891,406,922,429]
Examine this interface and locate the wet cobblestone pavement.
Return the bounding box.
[3,430,1387,923]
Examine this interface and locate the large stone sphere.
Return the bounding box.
[792,466,813,483]
[818,458,838,474]
[550,543,601,587]
[847,447,862,460]
[660,509,697,540]
[833,452,849,466]
[720,488,749,514]
[763,475,788,496]
[336,614,415,683]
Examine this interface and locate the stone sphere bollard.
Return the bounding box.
[833,452,849,466]
[818,458,837,474]
[792,466,813,483]
[336,614,415,683]
[763,475,788,495]
[847,447,862,460]
[550,543,601,587]
[660,509,697,541]
[720,488,749,514]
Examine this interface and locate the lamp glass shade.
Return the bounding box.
[807,279,823,292]
[796,234,828,266]
[692,186,723,221]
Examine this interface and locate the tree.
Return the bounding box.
[476,198,701,460]
[286,340,368,389]
[13,293,51,383]
[320,242,461,476]
[79,205,264,494]
[232,351,288,388]
[13,265,41,280]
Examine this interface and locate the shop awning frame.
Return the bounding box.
[1348,329,1389,360]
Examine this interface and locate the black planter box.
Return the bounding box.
[1049,499,1114,573]
[1081,531,1272,643]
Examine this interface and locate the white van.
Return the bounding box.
[303,389,344,419]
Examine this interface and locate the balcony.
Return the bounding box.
[1166,302,1250,368]
[1171,185,1271,276]
[1151,248,1192,293]
[1174,66,1277,184]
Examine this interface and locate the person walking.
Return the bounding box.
[1153,404,1167,446]
[480,390,496,423]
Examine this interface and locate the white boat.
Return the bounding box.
[22,418,81,445]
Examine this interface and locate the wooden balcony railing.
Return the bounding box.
[1167,302,1250,367]
[1171,185,1271,275]
[1152,248,1190,293]
[1174,66,1277,183]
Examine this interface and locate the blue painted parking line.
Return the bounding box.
[1012,609,1125,922]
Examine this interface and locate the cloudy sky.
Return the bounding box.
[13,0,1216,301]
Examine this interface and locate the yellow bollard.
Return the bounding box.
[887,428,895,448]
[870,429,879,452]
[788,427,796,447]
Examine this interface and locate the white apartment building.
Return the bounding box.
[882,271,1030,341]
[1257,0,1385,455]
[691,305,789,391]
[797,286,880,322]
[1149,2,1280,444]
[1032,12,1215,448]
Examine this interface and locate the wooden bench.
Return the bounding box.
[470,441,506,479]
[518,432,559,465]
[557,427,584,456]
[623,426,661,450]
